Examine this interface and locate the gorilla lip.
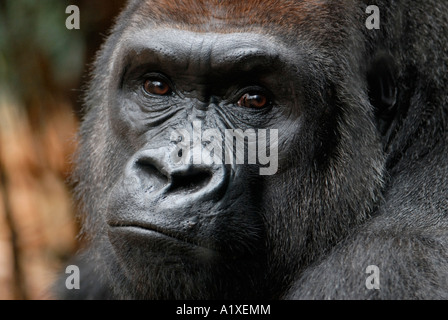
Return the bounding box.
[108,222,217,252]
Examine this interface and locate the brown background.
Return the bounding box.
[0,0,124,300]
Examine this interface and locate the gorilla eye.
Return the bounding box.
[143,79,172,96]
[237,93,268,109]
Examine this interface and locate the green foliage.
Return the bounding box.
[0,0,85,98]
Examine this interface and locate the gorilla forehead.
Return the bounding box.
[115,28,301,76]
[127,0,354,38]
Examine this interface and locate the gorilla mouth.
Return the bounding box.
[108,222,217,253]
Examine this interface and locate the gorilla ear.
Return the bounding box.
[367,54,398,135]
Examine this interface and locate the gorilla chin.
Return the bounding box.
[54,0,448,300]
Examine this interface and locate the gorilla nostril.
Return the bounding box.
[168,169,213,193]
[134,152,218,196]
[135,159,169,187]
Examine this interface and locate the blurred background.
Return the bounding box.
[0,0,124,299]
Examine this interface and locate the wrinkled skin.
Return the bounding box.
[55,0,448,299]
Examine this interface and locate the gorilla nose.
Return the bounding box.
[133,147,229,202]
[168,166,213,193]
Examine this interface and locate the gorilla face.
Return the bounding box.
[75,0,386,299]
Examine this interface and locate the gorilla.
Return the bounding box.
[56,0,448,299]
